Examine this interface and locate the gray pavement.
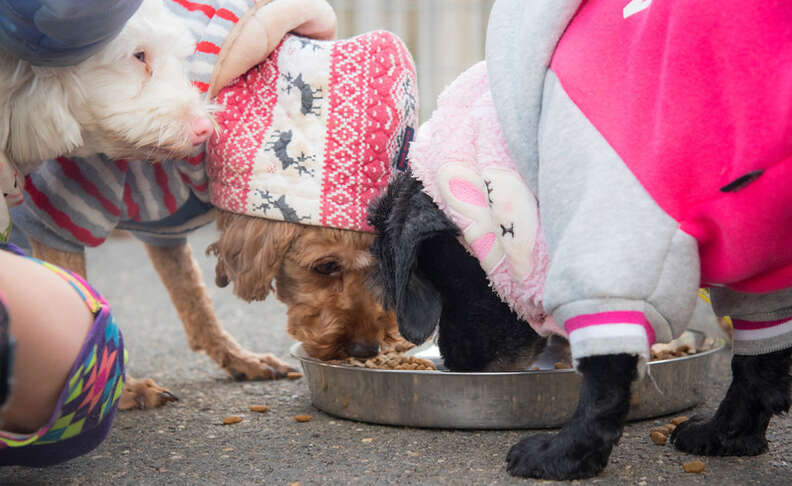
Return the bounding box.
[3,226,792,485]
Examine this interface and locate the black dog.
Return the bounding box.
[370,171,792,479]
[368,170,545,372]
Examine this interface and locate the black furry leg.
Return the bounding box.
[507,354,637,480]
[671,347,792,456]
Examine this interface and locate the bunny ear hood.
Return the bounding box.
[208,0,337,98]
[408,61,561,338]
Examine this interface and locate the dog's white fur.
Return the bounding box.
[0,0,212,175]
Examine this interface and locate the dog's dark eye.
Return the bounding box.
[134,51,146,63]
[313,261,341,276]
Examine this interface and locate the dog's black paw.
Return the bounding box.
[670,415,768,456]
[506,433,607,480]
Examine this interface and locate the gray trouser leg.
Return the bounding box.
[710,287,792,355]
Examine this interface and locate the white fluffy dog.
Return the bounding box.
[0,0,213,175]
[0,0,252,410]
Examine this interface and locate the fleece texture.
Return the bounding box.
[408,61,560,337]
[485,0,792,372]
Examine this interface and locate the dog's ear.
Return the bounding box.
[1,65,84,169]
[207,211,298,302]
[369,171,458,344]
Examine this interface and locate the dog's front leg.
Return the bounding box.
[507,353,637,480]
[144,242,295,380]
[671,347,792,455]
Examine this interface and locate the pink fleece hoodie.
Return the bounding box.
[409,62,563,337]
[551,0,792,293]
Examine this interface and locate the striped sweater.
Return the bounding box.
[12,0,253,249]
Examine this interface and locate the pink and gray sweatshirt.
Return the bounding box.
[416,0,792,373]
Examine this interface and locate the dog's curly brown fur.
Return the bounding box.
[207,210,403,360]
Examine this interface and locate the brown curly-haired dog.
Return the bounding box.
[207,210,404,360]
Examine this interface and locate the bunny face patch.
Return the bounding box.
[435,163,540,281]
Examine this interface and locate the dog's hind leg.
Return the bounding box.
[671,348,792,455]
[506,353,637,480]
[672,287,792,455]
[29,238,87,277]
[29,238,179,409]
[144,242,295,380]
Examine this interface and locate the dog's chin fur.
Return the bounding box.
[207,210,403,361]
[0,0,213,173]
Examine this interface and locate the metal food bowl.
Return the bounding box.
[290,332,726,429]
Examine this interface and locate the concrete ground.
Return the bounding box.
[3,226,792,485]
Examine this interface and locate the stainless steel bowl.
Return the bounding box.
[290,334,726,429]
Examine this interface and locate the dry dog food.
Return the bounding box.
[287,372,303,380]
[650,332,714,361]
[222,416,243,425]
[249,405,269,413]
[682,460,706,474]
[670,415,689,426]
[649,430,668,445]
[648,416,689,445]
[295,414,312,422]
[330,350,437,371]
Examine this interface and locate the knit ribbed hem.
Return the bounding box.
[732,318,792,356]
[565,311,653,378]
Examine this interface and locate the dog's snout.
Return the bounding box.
[347,341,380,359]
[190,116,213,145]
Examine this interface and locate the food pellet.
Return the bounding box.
[554,362,571,369]
[287,372,303,380]
[664,424,676,434]
[650,430,667,445]
[330,350,436,370]
[671,416,689,425]
[682,460,705,474]
[295,414,312,423]
[222,416,242,425]
[361,438,373,443]
[249,405,269,413]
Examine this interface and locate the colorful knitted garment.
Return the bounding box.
[207,31,418,232]
[0,243,125,467]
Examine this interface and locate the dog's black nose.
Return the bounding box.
[347,342,380,358]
